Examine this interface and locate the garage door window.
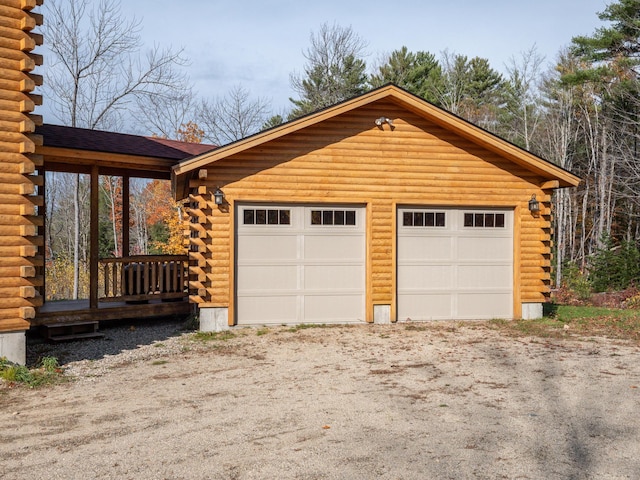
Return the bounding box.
[243,208,291,225]
[402,211,446,227]
[464,212,505,228]
[311,209,356,226]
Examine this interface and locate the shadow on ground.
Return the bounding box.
[26,316,195,366]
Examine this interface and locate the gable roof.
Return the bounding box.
[172,84,580,199]
[37,124,216,160]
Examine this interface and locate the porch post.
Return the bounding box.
[90,165,99,309]
[122,176,130,257]
[39,165,47,301]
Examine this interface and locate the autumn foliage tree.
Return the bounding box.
[176,121,205,144]
[138,179,187,255]
[141,122,205,255]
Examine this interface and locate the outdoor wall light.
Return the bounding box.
[213,187,225,205]
[375,116,394,127]
[528,194,540,214]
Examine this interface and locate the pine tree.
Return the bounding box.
[370,47,443,103]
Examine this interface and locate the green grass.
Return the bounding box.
[554,305,640,322]
[192,330,237,342]
[286,323,328,333]
[404,324,431,332]
[0,356,66,388]
[256,327,270,336]
[490,305,640,342]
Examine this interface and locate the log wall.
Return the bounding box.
[0,0,43,333]
[185,99,556,322]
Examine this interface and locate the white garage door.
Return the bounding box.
[397,208,513,320]
[236,204,365,324]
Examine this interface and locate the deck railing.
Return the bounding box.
[99,255,189,303]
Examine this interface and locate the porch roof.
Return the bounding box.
[36,124,216,179]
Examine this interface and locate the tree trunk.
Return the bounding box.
[107,177,120,257]
[73,173,80,300]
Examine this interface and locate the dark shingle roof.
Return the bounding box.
[36,124,216,160]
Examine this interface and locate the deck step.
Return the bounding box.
[48,332,105,342]
[42,321,104,342]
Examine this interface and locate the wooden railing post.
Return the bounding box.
[122,176,130,257]
[89,165,99,309]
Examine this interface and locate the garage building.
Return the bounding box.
[172,85,580,328]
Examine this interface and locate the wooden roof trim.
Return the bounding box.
[39,145,176,181]
[38,145,179,172]
[173,85,580,197]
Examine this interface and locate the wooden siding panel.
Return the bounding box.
[0,2,41,333]
[187,100,554,317]
[370,201,393,305]
[186,191,232,305]
[1,1,42,11]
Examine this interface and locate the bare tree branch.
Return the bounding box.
[43,0,189,131]
[197,85,272,145]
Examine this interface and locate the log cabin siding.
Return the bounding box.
[185,98,559,321]
[0,0,42,333]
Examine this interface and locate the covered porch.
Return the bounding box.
[34,124,215,328]
[34,254,191,326]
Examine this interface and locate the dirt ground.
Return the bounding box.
[2,322,640,479]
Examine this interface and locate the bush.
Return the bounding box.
[560,262,592,302]
[589,237,640,292]
[45,256,92,301]
[624,293,640,309]
[0,356,64,388]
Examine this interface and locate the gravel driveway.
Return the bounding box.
[2,320,639,479]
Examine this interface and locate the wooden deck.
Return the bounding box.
[33,298,192,327]
[31,254,192,328]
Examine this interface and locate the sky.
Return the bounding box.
[42,0,611,125]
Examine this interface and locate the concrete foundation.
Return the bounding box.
[199,307,229,332]
[373,305,391,324]
[0,331,26,365]
[521,303,543,320]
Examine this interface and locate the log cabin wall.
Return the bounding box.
[184,98,559,322]
[0,0,44,337]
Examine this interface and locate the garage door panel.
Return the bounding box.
[398,207,513,321]
[457,293,512,318]
[304,264,364,290]
[236,296,298,324]
[397,265,452,289]
[457,236,512,260]
[237,235,298,260]
[304,294,365,321]
[237,265,298,290]
[237,204,365,324]
[397,236,452,261]
[397,293,452,320]
[304,235,362,260]
[457,265,512,289]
